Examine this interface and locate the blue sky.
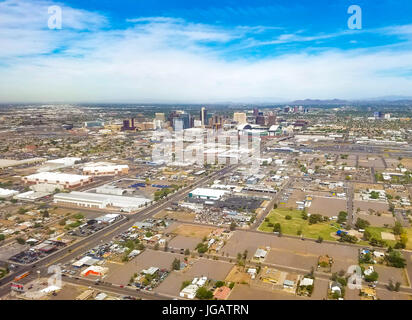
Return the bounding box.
[1,0,412,102]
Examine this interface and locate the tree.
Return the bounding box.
[172,258,180,270]
[196,287,213,300]
[355,218,370,230]
[181,280,191,290]
[385,250,406,268]
[215,281,225,288]
[337,211,348,224]
[184,249,190,255]
[393,222,403,235]
[273,223,281,233]
[0,234,5,241]
[316,236,323,243]
[16,237,25,245]
[285,215,292,220]
[364,271,379,282]
[309,214,323,225]
[229,221,237,231]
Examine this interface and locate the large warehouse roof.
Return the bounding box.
[189,187,228,200]
[24,172,91,184]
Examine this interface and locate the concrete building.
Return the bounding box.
[22,172,93,189]
[233,112,247,124]
[54,191,150,212]
[188,188,228,200]
[83,163,129,176]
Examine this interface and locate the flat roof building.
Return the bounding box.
[188,188,228,200]
[22,172,92,189]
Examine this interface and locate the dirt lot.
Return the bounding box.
[104,249,184,286]
[353,211,395,227]
[401,158,412,170]
[225,266,251,284]
[168,235,200,251]
[311,278,329,300]
[353,200,389,215]
[154,209,196,222]
[49,283,85,300]
[155,258,233,296]
[228,284,307,300]
[374,265,409,286]
[266,248,318,271]
[222,231,359,272]
[376,288,412,300]
[171,224,216,239]
[308,197,347,217]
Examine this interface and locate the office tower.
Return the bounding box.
[155,113,165,121]
[253,108,259,117]
[200,107,207,126]
[233,112,247,124]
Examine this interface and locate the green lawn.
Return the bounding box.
[364,226,397,247]
[404,227,412,250]
[259,208,340,241]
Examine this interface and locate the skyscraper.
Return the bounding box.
[200,107,207,126]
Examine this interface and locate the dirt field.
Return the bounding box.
[308,197,347,217]
[374,265,409,286]
[353,200,389,214]
[222,231,359,272]
[228,284,307,300]
[377,289,412,300]
[401,158,412,170]
[225,266,251,284]
[154,209,196,222]
[168,235,200,251]
[353,211,395,227]
[171,224,216,238]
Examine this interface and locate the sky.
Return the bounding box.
[1,0,412,103]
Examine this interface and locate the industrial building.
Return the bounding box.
[82,163,129,176]
[54,191,150,212]
[22,172,93,189]
[188,188,228,200]
[0,188,19,198]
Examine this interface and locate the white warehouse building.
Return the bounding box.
[22,172,93,189]
[188,188,228,200]
[54,191,150,212]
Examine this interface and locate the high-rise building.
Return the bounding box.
[121,118,135,131]
[155,113,165,121]
[172,113,191,130]
[253,108,259,117]
[200,107,207,126]
[233,112,247,124]
[267,113,277,126]
[255,115,266,125]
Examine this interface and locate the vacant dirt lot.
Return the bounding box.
[222,231,359,272]
[225,266,251,284]
[168,235,200,251]
[374,265,409,286]
[229,284,307,300]
[171,224,216,238]
[353,211,395,227]
[308,197,347,217]
[353,200,389,214]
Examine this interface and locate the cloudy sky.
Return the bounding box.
[1,0,412,103]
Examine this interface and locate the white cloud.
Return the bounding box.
[1,0,412,103]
